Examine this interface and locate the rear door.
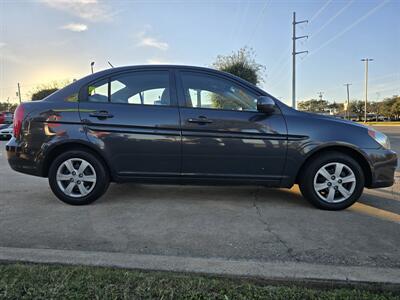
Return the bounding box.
[176,70,287,184]
[78,69,181,179]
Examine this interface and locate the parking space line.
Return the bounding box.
[349,202,400,224]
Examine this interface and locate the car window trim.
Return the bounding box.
[176,69,269,113]
[79,69,178,107]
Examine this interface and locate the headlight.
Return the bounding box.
[368,128,391,149]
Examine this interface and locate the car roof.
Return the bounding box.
[47,64,284,108]
[78,64,267,95]
[87,65,238,81]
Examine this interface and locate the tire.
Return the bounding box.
[299,151,365,210]
[48,149,110,205]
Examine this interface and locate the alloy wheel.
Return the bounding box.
[56,158,97,198]
[313,162,356,203]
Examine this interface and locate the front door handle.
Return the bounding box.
[187,117,213,124]
[89,111,114,119]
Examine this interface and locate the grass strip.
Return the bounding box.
[0,263,398,299]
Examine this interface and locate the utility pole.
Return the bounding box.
[292,12,308,109]
[344,83,351,120]
[17,83,22,104]
[361,58,373,123]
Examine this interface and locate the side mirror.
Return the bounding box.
[257,96,276,113]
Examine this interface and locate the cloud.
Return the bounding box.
[136,30,169,51]
[147,58,171,64]
[138,37,169,51]
[61,23,88,32]
[41,0,115,22]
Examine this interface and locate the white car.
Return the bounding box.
[0,124,13,140]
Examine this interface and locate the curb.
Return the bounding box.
[0,246,399,290]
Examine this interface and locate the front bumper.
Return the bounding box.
[364,148,397,188]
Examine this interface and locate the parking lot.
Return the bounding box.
[0,126,399,272]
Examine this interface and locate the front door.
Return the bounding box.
[176,70,287,184]
[78,69,181,178]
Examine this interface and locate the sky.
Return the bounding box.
[0,0,399,106]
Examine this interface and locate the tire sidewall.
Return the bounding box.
[300,152,365,210]
[48,150,109,205]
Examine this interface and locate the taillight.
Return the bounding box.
[13,104,24,139]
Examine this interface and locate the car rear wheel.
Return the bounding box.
[299,151,365,210]
[48,150,110,205]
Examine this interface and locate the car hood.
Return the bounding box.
[0,127,12,133]
[297,111,370,130]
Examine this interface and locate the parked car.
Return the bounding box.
[0,111,13,124]
[0,124,13,140]
[0,124,10,130]
[6,65,397,209]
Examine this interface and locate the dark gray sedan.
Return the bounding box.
[6,65,397,210]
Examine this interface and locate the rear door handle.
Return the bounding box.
[187,117,213,124]
[89,111,114,119]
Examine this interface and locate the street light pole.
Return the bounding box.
[90,61,95,74]
[17,83,22,104]
[361,58,373,123]
[344,83,351,120]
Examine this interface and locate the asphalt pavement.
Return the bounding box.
[0,126,399,285]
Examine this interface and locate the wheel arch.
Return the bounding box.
[295,145,373,187]
[41,141,115,181]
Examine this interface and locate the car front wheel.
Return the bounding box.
[299,151,365,210]
[48,149,110,205]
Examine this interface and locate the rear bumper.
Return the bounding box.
[6,138,43,177]
[364,148,397,188]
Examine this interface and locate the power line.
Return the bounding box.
[231,0,251,46]
[309,0,333,22]
[268,0,330,83]
[309,0,389,57]
[246,0,269,45]
[309,0,354,40]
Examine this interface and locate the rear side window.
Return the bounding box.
[88,79,108,103]
[85,71,171,106]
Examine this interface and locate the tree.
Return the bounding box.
[349,100,364,121]
[29,80,71,101]
[0,102,17,112]
[297,99,329,113]
[212,47,265,85]
[390,98,400,120]
[31,88,58,101]
[328,102,344,114]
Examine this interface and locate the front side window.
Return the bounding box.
[180,72,257,111]
[110,71,170,106]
